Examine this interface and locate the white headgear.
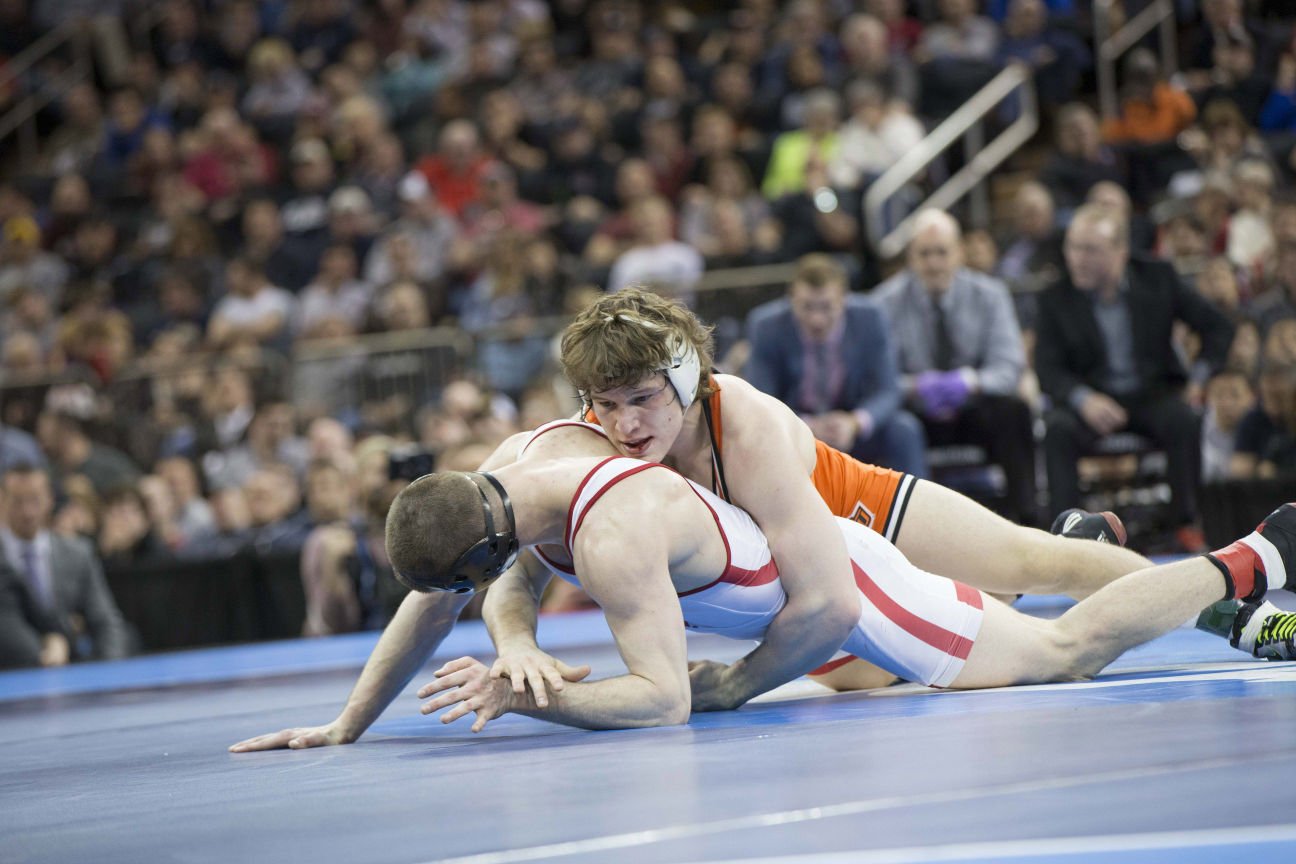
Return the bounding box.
[661,335,701,411]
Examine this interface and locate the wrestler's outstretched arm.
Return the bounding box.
[481,423,620,700]
[231,589,473,751]
[230,431,551,752]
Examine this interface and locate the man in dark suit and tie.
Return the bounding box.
[744,254,928,477]
[0,464,130,662]
[1036,203,1235,551]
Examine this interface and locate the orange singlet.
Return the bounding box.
[808,438,917,543]
[585,381,919,544]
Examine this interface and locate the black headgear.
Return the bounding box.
[414,472,520,594]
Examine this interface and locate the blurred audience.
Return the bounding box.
[1202,368,1256,481]
[0,0,1293,654]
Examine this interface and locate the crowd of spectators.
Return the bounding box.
[3,0,1296,667]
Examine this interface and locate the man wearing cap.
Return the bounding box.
[280,137,337,238]
[326,186,378,264]
[363,171,459,288]
[0,217,70,307]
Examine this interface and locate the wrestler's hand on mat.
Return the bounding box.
[228,722,354,753]
[687,659,741,712]
[489,647,590,708]
[419,657,514,733]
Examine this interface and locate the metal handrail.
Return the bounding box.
[291,326,475,363]
[0,20,91,166]
[0,2,169,171]
[0,20,78,90]
[863,62,1038,260]
[0,60,89,140]
[1094,0,1178,119]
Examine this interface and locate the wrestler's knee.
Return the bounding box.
[1031,619,1092,682]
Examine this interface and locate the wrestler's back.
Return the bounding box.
[530,456,786,637]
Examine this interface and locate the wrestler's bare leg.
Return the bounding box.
[896,480,1153,600]
[811,480,1152,692]
[950,556,1228,689]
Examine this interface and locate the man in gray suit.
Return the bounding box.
[0,559,67,669]
[1,464,130,662]
[873,210,1038,525]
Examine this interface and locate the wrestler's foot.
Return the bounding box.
[1050,508,1127,546]
[1231,600,1296,661]
[1207,503,1296,602]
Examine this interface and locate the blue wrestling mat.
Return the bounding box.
[2,598,1294,864]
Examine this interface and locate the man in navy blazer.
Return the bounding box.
[1037,204,1234,550]
[744,254,928,477]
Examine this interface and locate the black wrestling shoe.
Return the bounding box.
[1231,601,1296,661]
[1254,504,1296,592]
[1050,508,1128,547]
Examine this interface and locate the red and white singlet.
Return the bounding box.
[520,423,985,688]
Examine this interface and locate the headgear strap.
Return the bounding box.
[431,472,520,594]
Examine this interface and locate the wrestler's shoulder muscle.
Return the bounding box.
[711,374,814,472]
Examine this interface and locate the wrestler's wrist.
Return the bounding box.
[330,713,365,744]
[717,661,754,709]
[493,635,541,656]
[504,678,537,715]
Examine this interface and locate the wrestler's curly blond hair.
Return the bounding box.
[560,287,717,402]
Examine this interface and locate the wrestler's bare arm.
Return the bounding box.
[230,432,537,752]
[695,377,861,709]
[424,485,691,730]
[482,424,618,695]
[483,551,591,706]
[231,590,472,751]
